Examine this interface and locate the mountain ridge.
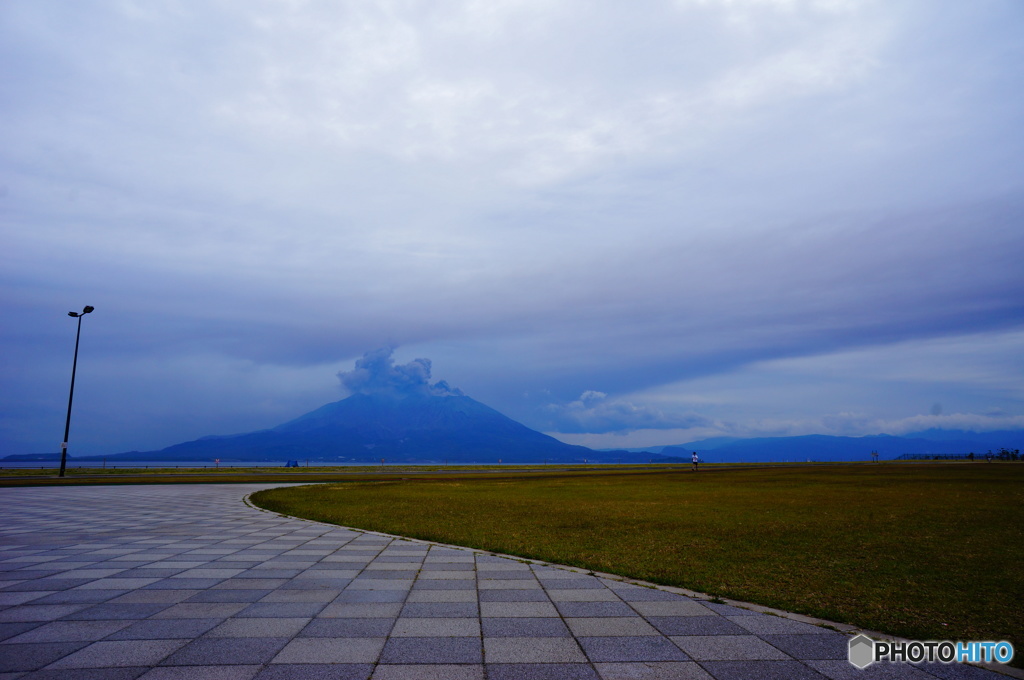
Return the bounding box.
[85,392,597,464]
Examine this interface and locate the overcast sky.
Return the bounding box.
[2,0,1022,456]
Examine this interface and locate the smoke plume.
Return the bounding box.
[338,346,464,398]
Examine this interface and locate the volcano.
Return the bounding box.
[108,392,595,464]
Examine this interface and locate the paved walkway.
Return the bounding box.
[0,484,1007,680]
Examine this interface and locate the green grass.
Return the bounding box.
[251,463,1023,661]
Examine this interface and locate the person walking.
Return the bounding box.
[692,451,699,472]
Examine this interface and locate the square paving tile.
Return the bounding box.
[802,659,937,679]
[579,637,690,662]
[400,602,477,618]
[161,637,290,666]
[252,663,373,680]
[63,603,173,620]
[111,590,199,604]
[211,579,288,590]
[135,665,262,680]
[728,614,829,635]
[481,617,571,637]
[18,667,149,680]
[0,604,88,621]
[406,590,477,603]
[4,579,92,592]
[334,590,408,603]
[0,590,53,606]
[319,603,404,618]
[479,590,550,603]
[346,579,413,591]
[593,661,714,679]
[144,578,225,590]
[413,581,476,593]
[298,618,395,638]
[540,578,606,589]
[420,563,474,571]
[417,571,475,580]
[648,616,748,636]
[171,569,246,577]
[702,603,758,616]
[380,637,482,664]
[478,571,536,580]
[567,617,660,637]
[670,635,791,661]
[628,601,711,617]
[0,621,43,641]
[606,586,691,602]
[0,641,90,672]
[486,663,600,679]
[185,590,270,604]
[205,617,310,638]
[6,620,132,643]
[480,602,559,618]
[287,576,357,589]
[556,602,639,618]
[152,603,248,619]
[54,569,127,579]
[238,569,303,579]
[235,602,326,618]
[761,633,850,660]
[547,590,620,602]
[75,578,162,590]
[46,639,189,669]
[259,589,339,603]
[370,664,483,680]
[700,660,828,680]
[108,618,224,640]
[484,637,588,663]
[271,637,385,664]
[114,569,186,579]
[478,580,540,590]
[532,567,579,578]
[364,563,419,572]
[389,617,480,637]
[32,589,128,605]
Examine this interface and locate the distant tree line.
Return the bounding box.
[896,448,1021,461]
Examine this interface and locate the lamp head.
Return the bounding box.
[82,306,95,314]
[68,312,79,317]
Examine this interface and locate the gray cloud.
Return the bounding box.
[544,391,713,434]
[1,0,1022,454]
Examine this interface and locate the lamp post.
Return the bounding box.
[60,305,94,478]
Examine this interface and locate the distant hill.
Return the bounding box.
[658,430,1024,463]
[96,392,598,464]
[1,453,64,462]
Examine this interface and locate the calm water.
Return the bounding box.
[0,461,391,470]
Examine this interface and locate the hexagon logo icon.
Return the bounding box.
[849,634,875,669]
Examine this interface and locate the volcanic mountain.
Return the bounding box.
[108,392,596,464]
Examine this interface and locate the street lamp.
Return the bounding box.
[60,305,94,478]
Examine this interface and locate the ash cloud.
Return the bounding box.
[338,346,464,398]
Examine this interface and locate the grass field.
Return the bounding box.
[251,463,1023,663]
